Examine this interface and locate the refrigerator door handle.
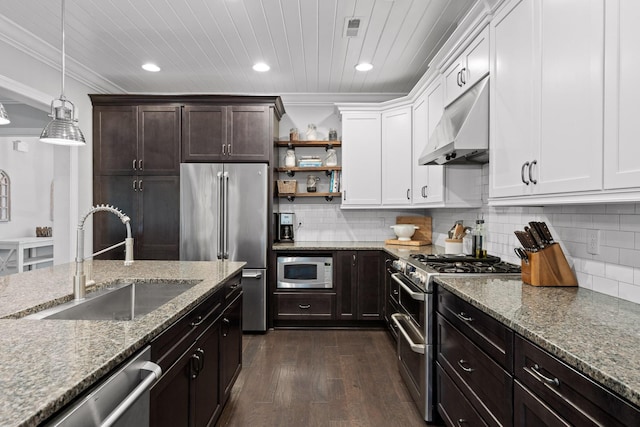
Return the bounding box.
[223,171,230,259]
[242,272,263,279]
[216,171,224,259]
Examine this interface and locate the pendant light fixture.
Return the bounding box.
[40,0,85,146]
[0,103,9,125]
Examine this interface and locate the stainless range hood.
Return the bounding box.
[418,76,489,165]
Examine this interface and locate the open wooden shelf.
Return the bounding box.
[278,192,342,202]
[276,140,341,148]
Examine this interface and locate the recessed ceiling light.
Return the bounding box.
[355,62,373,72]
[142,63,161,72]
[252,62,270,72]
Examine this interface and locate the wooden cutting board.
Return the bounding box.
[385,216,432,246]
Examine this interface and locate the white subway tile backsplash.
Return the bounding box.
[592,246,619,264]
[605,264,634,283]
[592,276,619,297]
[592,214,620,230]
[619,248,640,268]
[606,204,635,214]
[618,282,640,304]
[602,230,635,249]
[578,259,605,277]
[635,268,640,285]
[620,215,640,232]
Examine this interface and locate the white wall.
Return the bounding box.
[0,137,53,237]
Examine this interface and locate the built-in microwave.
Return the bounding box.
[276,256,333,289]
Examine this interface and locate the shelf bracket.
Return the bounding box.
[287,143,295,150]
[287,195,296,202]
[286,170,295,177]
[324,195,334,202]
[325,143,333,151]
[324,169,333,177]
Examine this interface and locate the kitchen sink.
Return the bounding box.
[25,280,200,321]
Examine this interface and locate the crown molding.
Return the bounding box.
[0,14,125,95]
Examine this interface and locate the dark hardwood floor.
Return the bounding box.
[217,329,433,427]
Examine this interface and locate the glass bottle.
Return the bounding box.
[473,219,487,258]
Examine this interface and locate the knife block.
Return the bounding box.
[520,243,578,287]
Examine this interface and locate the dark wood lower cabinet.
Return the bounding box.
[150,273,242,427]
[335,250,384,321]
[436,285,640,427]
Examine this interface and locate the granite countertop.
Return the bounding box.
[0,260,245,427]
[436,276,640,408]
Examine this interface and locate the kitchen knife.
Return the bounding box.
[537,221,555,244]
[526,224,545,249]
[515,230,538,252]
[529,221,548,245]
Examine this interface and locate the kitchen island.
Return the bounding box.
[0,259,244,426]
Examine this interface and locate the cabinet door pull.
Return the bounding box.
[352,254,357,267]
[196,348,205,372]
[460,67,466,85]
[132,180,137,191]
[457,359,474,373]
[190,315,205,327]
[222,144,226,155]
[456,312,473,322]
[138,180,143,191]
[457,70,462,87]
[422,185,428,198]
[227,143,231,155]
[406,189,410,200]
[529,364,560,387]
[222,317,230,337]
[298,304,311,309]
[190,353,201,379]
[132,159,137,170]
[457,419,468,427]
[138,159,143,171]
[521,162,530,185]
[343,190,346,201]
[529,160,538,184]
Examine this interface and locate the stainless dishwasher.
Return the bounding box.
[45,346,161,427]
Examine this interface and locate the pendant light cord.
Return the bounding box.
[60,0,66,99]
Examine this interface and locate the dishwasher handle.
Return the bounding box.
[101,361,162,427]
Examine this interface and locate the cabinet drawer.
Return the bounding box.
[514,380,570,426]
[151,287,224,373]
[437,313,513,426]
[514,335,640,427]
[275,293,335,320]
[438,287,513,371]
[437,362,488,427]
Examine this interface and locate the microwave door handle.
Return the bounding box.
[217,171,223,259]
[391,313,426,354]
[391,273,425,301]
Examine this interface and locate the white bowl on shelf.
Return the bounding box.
[390,224,419,241]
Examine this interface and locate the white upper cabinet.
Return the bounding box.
[443,26,489,107]
[604,0,640,190]
[490,0,605,202]
[382,106,412,206]
[412,77,445,205]
[340,112,382,206]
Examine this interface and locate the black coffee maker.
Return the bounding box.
[274,213,295,242]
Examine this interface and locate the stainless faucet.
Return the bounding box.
[73,204,134,300]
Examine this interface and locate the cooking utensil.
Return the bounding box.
[453,223,465,240]
[525,225,544,249]
[514,230,538,252]
[514,247,529,264]
[538,222,555,244]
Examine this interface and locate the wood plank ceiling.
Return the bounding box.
[0,0,475,95]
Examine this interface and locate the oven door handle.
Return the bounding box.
[391,273,425,301]
[391,313,426,354]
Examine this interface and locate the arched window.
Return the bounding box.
[0,170,10,222]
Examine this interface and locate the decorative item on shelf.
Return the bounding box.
[306,175,320,192]
[284,149,296,167]
[277,180,297,194]
[305,124,317,140]
[324,149,338,166]
[36,227,53,237]
[329,171,341,193]
[328,128,338,141]
[298,156,323,167]
[289,128,298,141]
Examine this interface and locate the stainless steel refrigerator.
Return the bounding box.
[180,163,268,332]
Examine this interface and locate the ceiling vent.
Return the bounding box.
[343,17,363,38]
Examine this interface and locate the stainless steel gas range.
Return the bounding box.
[388,253,520,422]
